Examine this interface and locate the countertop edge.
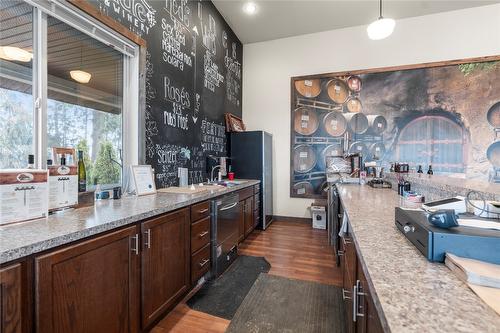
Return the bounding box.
[0,180,260,265]
[339,195,392,333]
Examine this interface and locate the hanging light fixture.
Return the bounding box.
[0,46,33,62]
[70,42,91,84]
[367,0,395,40]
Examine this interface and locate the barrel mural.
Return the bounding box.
[290,58,500,199]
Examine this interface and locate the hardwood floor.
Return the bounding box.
[152,219,341,332]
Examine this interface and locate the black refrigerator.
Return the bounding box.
[230,131,273,230]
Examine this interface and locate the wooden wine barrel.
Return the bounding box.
[487,102,500,128]
[487,141,500,167]
[346,97,362,113]
[322,112,347,137]
[295,79,322,98]
[344,112,369,134]
[294,107,319,135]
[293,181,314,197]
[347,75,362,92]
[293,145,317,173]
[348,141,369,157]
[369,142,386,160]
[367,115,388,135]
[318,144,344,169]
[326,79,349,104]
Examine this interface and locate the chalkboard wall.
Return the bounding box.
[89,0,242,187]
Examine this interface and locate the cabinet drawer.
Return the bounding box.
[254,213,260,228]
[238,186,254,200]
[191,244,211,283]
[254,184,260,193]
[254,194,260,209]
[191,217,210,254]
[191,201,210,222]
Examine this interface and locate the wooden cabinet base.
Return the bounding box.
[141,208,190,330]
[35,226,139,333]
[1,262,29,333]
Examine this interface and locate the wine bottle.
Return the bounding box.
[78,150,86,192]
[27,154,35,169]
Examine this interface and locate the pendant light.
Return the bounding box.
[0,46,33,62]
[70,42,91,84]
[367,0,395,40]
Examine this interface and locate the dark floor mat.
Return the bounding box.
[186,255,271,319]
[227,274,346,333]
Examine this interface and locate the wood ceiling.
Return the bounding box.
[0,1,122,112]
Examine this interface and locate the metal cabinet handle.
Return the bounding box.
[220,202,238,211]
[144,229,151,249]
[198,259,209,267]
[131,234,139,255]
[343,237,352,245]
[342,288,351,300]
[337,250,345,256]
[198,208,209,214]
[356,280,365,318]
[353,285,358,322]
[198,231,209,238]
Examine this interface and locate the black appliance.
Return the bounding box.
[230,131,273,229]
[327,183,342,266]
[211,194,240,278]
[395,207,500,264]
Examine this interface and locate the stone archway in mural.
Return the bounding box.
[396,115,468,174]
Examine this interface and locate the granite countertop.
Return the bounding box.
[337,184,500,333]
[0,180,260,265]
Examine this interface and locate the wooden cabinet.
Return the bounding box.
[191,216,210,253]
[238,201,245,243]
[356,261,384,333]
[190,203,211,285]
[141,208,190,329]
[35,226,139,333]
[341,218,385,333]
[341,232,356,333]
[1,262,27,333]
[244,197,254,237]
[191,244,211,284]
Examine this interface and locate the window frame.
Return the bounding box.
[18,0,140,180]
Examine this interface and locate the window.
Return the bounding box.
[0,1,33,169]
[0,0,139,187]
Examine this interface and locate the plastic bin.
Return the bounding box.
[311,205,326,230]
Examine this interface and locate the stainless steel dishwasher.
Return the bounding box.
[211,193,240,278]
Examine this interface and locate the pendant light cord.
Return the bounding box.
[379,0,383,19]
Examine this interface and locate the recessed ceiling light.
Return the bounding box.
[70,70,92,84]
[0,46,33,62]
[243,2,257,15]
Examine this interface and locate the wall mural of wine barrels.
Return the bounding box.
[290,56,500,199]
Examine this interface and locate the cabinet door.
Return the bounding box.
[36,226,139,333]
[342,232,356,333]
[1,263,24,333]
[141,208,190,329]
[244,197,254,237]
[238,201,245,243]
[357,261,384,333]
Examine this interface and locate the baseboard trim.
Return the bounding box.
[272,215,312,224]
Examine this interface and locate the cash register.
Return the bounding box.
[395,207,500,264]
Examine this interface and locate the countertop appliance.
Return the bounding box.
[327,184,342,266]
[230,131,273,230]
[211,193,240,278]
[395,207,500,264]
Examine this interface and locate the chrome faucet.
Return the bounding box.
[210,165,222,183]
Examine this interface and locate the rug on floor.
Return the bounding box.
[226,273,347,333]
[186,255,271,320]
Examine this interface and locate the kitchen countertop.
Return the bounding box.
[337,184,500,333]
[0,180,260,265]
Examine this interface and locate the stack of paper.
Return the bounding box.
[445,253,500,315]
